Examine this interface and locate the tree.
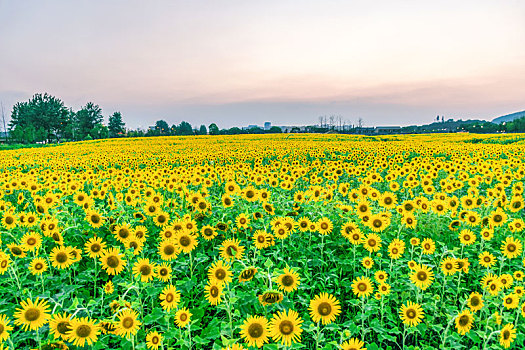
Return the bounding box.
[199,124,207,135]
[179,121,193,135]
[9,93,69,143]
[208,123,219,135]
[108,111,125,137]
[268,126,282,133]
[155,120,170,134]
[76,102,103,139]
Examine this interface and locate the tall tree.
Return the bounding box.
[108,111,125,137]
[155,120,170,134]
[9,93,69,142]
[208,123,219,135]
[199,124,207,135]
[76,102,103,140]
[179,121,193,135]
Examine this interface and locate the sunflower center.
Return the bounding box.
[107,256,119,268]
[373,219,382,228]
[180,236,191,247]
[505,297,513,304]
[358,282,367,292]
[56,252,68,263]
[471,297,480,306]
[6,217,14,224]
[406,309,416,319]
[281,275,294,287]
[368,239,377,247]
[226,245,237,256]
[417,272,427,281]
[164,245,175,255]
[91,215,100,224]
[318,302,332,316]
[122,317,134,329]
[25,308,40,321]
[508,244,516,252]
[210,286,219,298]
[458,315,469,327]
[248,322,264,337]
[91,244,101,252]
[57,321,70,335]
[321,223,328,230]
[140,265,152,276]
[166,293,174,303]
[179,313,188,321]
[76,324,92,338]
[35,263,43,270]
[118,229,129,239]
[208,266,224,280]
[503,330,510,340]
[27,238,36,245]
[160,268,168,276]
[279,320,294,335]
[204,228,213,236]
[11,247,22,255]
[152,335,160,344]
[257,235,266,243]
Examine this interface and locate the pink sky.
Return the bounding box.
[1,0,524,128]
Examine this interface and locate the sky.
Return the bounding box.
[1,0,524,129]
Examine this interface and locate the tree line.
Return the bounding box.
[4,93,284,144]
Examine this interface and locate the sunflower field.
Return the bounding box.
[0,133,524,350]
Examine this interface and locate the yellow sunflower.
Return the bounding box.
[308,293,341,325]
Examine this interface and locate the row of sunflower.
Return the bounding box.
[0,133,523,349]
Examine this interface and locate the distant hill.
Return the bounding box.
[492,110,525,124]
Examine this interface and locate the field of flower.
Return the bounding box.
[0,133,524,350]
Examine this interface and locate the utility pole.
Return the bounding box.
[0,102,7,143]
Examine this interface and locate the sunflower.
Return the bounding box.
[501,236,523,259]
[236,213,251,229]
[84,237,107,258]
[153,212,170,227]
[253,230,271,249]
[502,293,519,309]
[369,214,388,232]
[0,314,13,342]
[239,267,258,283]
[29,257,49,275]
[158,240,181,261]
[100,247,127,276]
[269,309,303,347]
[316,217,333,235]
[159,285,181,311]
[258,290,284,306]
[50,246,74,269]
[155,263,172,282]
[351,276,374,298]
[66,317,100,347]
[362,233,382,253]
[85,210,104,228]
[478,252,496,268]
[21,232,42,251]
[455,309,474,335]
[174,308,192,328]
[104,280,114,294]
[113,223,133,243]
[340,338,366,350]
[374,270,388,284]
[201,225,217,240]
[489,208,507,227]
[441,257,458,276]
[499,323,516,348]
[421,238,436,255]
[14,297,51,331]
[276,267,300,293]
[240,315,269,348]
[114,309,141,337]
[208,260,233,286]
[487,280,502,296]
[308,293,341,325]
[480,227,494,241]
[410,264,434,290]
[220,239,245,261]
[2,212,17,229]
[399,301,424,327]
[7,243,27,259]
[204,281,223,306]
[177,231,199,254]
[146,331,163,350]
[467,292,484,312]
[378,283,391,296]
[459,229,476,245]
[133,258,156,283]
[48,312,73,340]
[499,274,513,289]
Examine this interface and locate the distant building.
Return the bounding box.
[264,122,271,130]
[374,126,401,134]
